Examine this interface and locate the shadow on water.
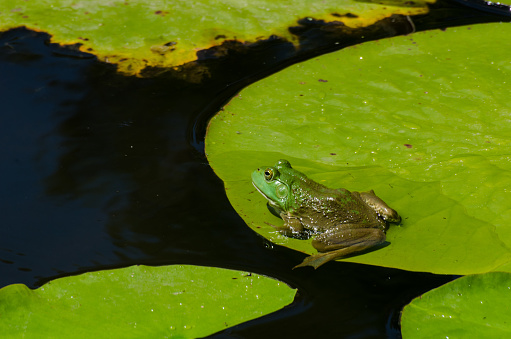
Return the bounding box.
[1,1,509,336]
[0,27,279,286]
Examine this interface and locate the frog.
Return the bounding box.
[251,159,400,269]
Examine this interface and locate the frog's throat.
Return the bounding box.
[253,182,270,201]
[253,182,286,211]
[253,183,281,207]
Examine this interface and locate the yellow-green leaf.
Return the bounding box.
[0,0,430,76]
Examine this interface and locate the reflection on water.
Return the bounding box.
[0,28,270,289]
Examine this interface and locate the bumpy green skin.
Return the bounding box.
[252,160,400,269]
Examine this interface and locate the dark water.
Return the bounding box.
[1,2,509,336]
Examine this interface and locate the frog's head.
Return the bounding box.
[252,159,296,212]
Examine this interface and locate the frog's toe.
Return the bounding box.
[293,252,340,270]
[386,212,401,224]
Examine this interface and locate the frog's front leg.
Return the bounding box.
[294,224,385,269]
[267,212,306,238]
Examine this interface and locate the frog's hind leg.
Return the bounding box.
[293,226,385,269]
[359,190,400,223]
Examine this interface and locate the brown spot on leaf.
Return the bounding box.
[154,10,169,16]
[404,144,413,148]
[330,153,337,155]
[150,44,176,55]
[318,79,328,82]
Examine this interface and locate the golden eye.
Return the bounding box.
[264,168,274,181]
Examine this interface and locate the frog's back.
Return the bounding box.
[290,178,382,231]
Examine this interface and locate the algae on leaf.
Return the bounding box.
[401,272,511,338]
[0,0,430,76]
[0,265,296,338]
[205,23,511,275]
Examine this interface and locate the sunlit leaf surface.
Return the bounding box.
[206,23,511,274]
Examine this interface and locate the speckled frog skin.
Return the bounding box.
[252,159,400,269]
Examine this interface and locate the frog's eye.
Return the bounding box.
[264,168,274,181]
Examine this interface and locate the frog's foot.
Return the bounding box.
[294,227,386,269]
[293,242,380,269]
[293,251,349,269]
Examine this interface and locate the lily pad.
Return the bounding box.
[401,272,511,338]
[0,0,430,76]
[205,22,511,274]
[0,265,296,338]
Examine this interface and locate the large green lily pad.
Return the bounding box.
[401,272,511,338]
[205,22,511,274]
[0,265,296,338]
[0,0,430,76]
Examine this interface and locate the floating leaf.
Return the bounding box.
[0,265,296,338]
[0,0,430,75]
[401,272,511,338]
[205,23,511,274]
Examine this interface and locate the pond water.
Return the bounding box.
[1,2,508,334]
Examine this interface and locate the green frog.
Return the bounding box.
[251,159,400,269]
